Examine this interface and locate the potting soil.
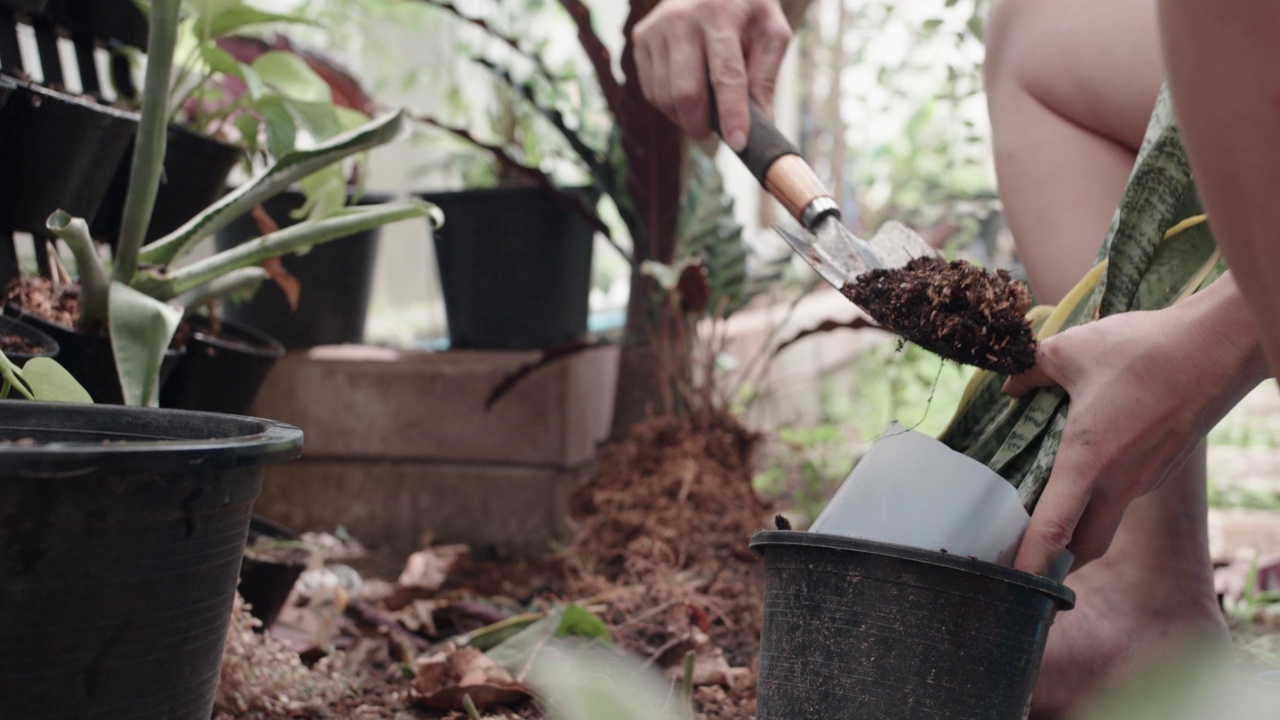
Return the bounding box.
[843,256,1037,375]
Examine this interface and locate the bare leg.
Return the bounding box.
[984,0,1228,716]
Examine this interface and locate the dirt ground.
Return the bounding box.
[216,413,773,719]
[216,391,1280,719]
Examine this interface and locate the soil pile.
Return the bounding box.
[6,276,81,328]
[844,256,1036,375]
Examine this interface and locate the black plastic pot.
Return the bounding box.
[214,189,387,349]
[160,314,285,415]
[4,305,184,405]
[42,0,148,49]
[0,76,138,236]
[420,186,596,350]
[750,531,1075,720]
[92,124,244,243]
[0,402,303,720]
[240,516,309,630]
[0,0,49,13]
[0,314,57,361]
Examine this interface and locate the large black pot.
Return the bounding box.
[0,1,49,14]
[0,402,303,720]
[160,313,286,415]
[214,189,387,349]
[750,531,1074,720]
[421,186,596,350]
[0,314,57,361]
[4,305,184,405]
[92,124,243,243]
[0,76,138,236]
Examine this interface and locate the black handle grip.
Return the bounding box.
[708,82,801,186]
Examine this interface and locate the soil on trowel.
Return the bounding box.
[844,256,1037,374]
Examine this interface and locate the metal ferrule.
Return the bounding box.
[801,197,841,230]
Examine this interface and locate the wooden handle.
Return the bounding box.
[763,155,833,225]
[708,82,835,225]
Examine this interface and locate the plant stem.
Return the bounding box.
[115,0,181,283]
[142,202,430,299]
[171,267,269,312]
[461,694,482,720]
[46,211,110,327]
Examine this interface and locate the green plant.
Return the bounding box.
[166,0,377,216]
[0,349,91,402]
[27,0,431,406]
[939,87,1225,510]
[427,0,790,429]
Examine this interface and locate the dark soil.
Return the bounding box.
[844,257,1037,375]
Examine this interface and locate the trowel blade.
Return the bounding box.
[775,219,941,290]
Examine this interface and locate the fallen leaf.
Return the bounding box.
[388,545,470,610]
[414,647,531,711]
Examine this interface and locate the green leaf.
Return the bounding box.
[529,647,675,720]
[280,97,345,143]
[208,6,314,38]
[233,112,262,155]
[109,282,182,407]
[252,51,331,103]
[140,110,410,266]
[256,95,298,161]
[20,358,92,403]
[556,603,610,642]
[200,45,264,100]
[295,165,347,222]
[486,604,610,677]
[923,18,944,32]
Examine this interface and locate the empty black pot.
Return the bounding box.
[0,402,303,720]
[214,189,387,349]
[0,76,138,235]
[0,314,57,361]
[160,314,285,415]
[421,186,596,350]
[239,516,309,630]
[91,124,243,243]
[4,305,184,405]
[750,531,1075,720]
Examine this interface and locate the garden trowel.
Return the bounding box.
[711,96,939,289]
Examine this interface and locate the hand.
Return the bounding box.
[1004,275,1266,575]
[633,0,792,150]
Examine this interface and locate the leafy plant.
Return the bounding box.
[425,0,781,428]
[939,87,1225,510]
[0,349,91,403]
[166,0,377,217]
[21,0,431,406]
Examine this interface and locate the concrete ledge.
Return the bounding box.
[253,459,584,558]
[252,344,618,467]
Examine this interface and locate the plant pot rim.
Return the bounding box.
[0,75,138,122]
[0,315,58,359]
[0,401,303,474]
[6,303,186,357]
[185,313,286,359]
[750,530,1076,609]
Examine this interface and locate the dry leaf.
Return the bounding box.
[413,647,531,710]
[388,545,470,610]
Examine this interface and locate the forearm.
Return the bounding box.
[1172,272,1270,435]
[1158,1,1280,374]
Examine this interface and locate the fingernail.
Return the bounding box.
[727,130,747,151]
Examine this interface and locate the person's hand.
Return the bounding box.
[1004,275,1266,575]
[633,0,792,151]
